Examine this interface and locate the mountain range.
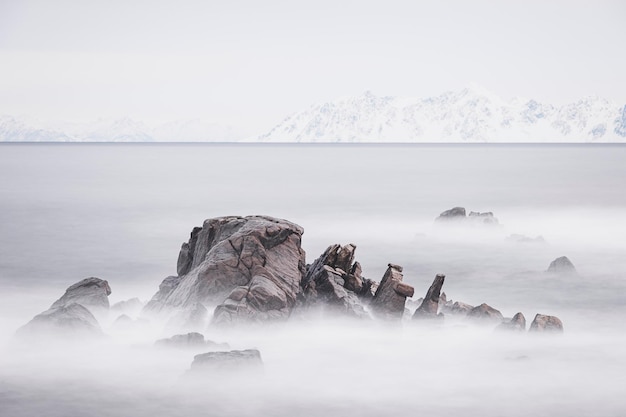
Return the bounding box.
[2,88,625,142]
[258,88,626,142]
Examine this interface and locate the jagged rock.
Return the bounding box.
[496,312,526,331]
[110,298,144,316]
[370,264,414,320]
[188,349,263,374]
[51,277,111,311]
[300,244,371,318]
[436,207,466,221]
[16,303,102,338]
[467,303,504,323]
[303,265,370,319]
[142,276,182,314]
[529,314,564,332]
[143,216,306,325]
[413,274,445,320]
[406,297,423,312]
[547,256,576,274]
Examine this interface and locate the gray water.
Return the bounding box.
[1,143,625,416]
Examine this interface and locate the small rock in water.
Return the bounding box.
[496,312,526,332]
[529,314,564,333]
[467,303,504,324]
[16,303,102,339]
[188,349,263,374]
[435,207,467,221]
[547,256,576,274]
[155,332,206,348]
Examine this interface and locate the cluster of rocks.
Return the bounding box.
[435,207,499,225]
[17,215,566,341]
[408,274,563,333]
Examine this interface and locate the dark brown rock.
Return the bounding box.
[413,274,445,320]
[529,314,564,333]
[371,264,414,320]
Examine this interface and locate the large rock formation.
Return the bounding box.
[16,303,102,338]
[547,256,576,274]
[529,314,564,332]
[300,244,371,318]
[370,264,414,320]
[51,277,111,311]
[143,216,306,325]
[413,274,445,320]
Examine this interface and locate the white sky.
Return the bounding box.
[1,0,625,134]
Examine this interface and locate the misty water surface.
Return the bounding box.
[0,143,625,417]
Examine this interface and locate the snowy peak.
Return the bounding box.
[259,89,626,142]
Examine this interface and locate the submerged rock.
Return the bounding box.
[188,349,263,374]
[156,332,206,348]
[467,303,504,324]
[143,216,306,325]
[16,303,102,338]
[435,207,499,225]
[547,256,576,274]
[467,211,499,224]
[110,298,144,316]
[413,274,445,320]
[496,312,526,332]
[51,277,111,311]
[529,314,564,333]
[370,264,414,320]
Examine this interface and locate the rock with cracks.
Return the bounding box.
[413,274,445,320]
[301,244,370,319]
[370,264,414,320]
[144,216,305,325]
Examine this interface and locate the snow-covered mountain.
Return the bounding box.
[258,88,626,142]
[0,116,244,142]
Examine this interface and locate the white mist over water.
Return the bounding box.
[0,143,625,416]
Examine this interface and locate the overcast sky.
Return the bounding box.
[1,0,624,134]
